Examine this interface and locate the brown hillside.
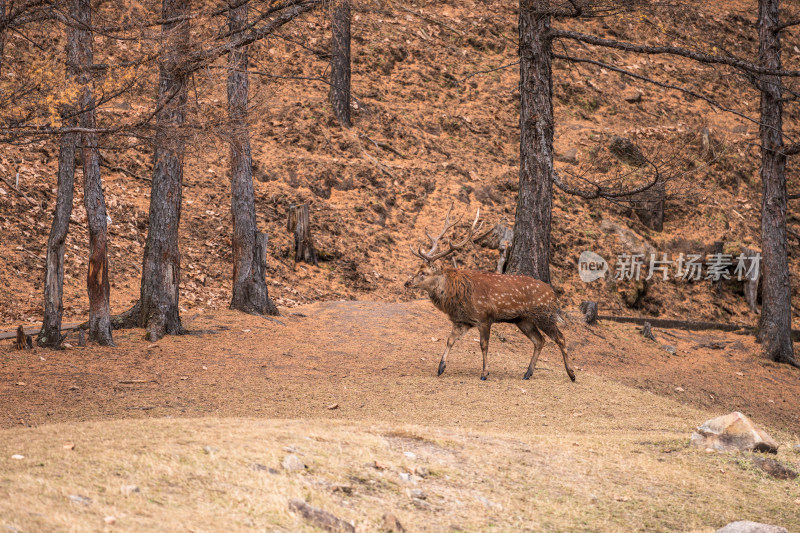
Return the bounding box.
[1,0,799,331]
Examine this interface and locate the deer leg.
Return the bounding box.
[438,323,470,376]
[517,320,545,380]
[541,322,575,382]
[478,323,491,380]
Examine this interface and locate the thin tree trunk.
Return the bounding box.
[506,0,553,283]
[329,0,351,127]
[0,0,5,76]
[227,0,278,316]
[74,0,113,345]
[38,128,76,348]
[137,0,189,341]
[38,0,79,349]
[756,0,797,366]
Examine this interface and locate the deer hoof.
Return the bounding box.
[523,372,531,380]
[569,374,576,382]
[480,375,487,381]
[437,361,446,376]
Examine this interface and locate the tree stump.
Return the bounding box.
[287,204,318,266]
[641,321,655,341]
[579,301,598,325]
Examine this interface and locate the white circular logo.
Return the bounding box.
[578,251,608,282]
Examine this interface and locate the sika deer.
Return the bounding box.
[406,206,575,382]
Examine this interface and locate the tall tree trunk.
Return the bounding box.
[227,0,278,316]
[505,0,553,283]
[74,0,113,345]
[137,0,189,341]
[329,0,351,127]
[38,0,80,348]
[756,0,797,366]
[38,129,76,347]
[0,0,5,75]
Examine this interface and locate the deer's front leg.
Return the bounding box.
[478,323,491,380]
[438,323,470,376]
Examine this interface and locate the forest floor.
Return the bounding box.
[1,300,799,532]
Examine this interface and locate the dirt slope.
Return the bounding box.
[1,0,800,330]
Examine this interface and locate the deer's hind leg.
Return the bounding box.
[478,323,492,380]
[438,323,470,377]
[539,320,576,382]
[517,319,545,380]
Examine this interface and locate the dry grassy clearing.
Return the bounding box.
[1,300,800,531]
[1,416,799,532]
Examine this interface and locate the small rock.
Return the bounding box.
[104,516,116,525]
[327,403,339,410]
[63,443,75,450]
[403,451,416,459]
[675,387,685,392]
[68,494,92,505]
[120,484,140,496]
[331,484,354,495]
[408,489,426,500]
[414,466,430,478]
[662,345,677,355]
[715,521,788,533]
[556,148,578,165]
[624,90,642,103]
[11,454,24,460]
[282,454,306,472]
[382,513,405,532]
[398,472,412,482]
[202,446,219,455]
[751,457,798,480]
[691,412,778,453]
[792,444,800,453]
[288,498,354,533]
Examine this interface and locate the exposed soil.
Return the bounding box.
[2,300,799,436]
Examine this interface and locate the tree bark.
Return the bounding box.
[506,0,553,283]
[287,204,318,266]
[39,128,75,348]
[74,0,113,345]
[136,0,189,341]
[756,0,797,366]
[227,0,278,316]
[38,0,80,349]
[329,0,351,127]
[0,0,5,76]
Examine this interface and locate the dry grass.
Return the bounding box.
[1,398,799,531]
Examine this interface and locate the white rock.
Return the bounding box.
[691,412,778,453]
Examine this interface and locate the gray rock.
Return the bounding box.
[715,521,787,533]
[120,484,140,496]
[282,454,306,472]
[382,513,405,532]
[398,472,412,482]
[289,498,354,533]
[600,219,655,257]
[68,494,91,505]
[556,148,579,165]
[624,90,642,103]
[691,412,778,453]
[408,489,426,500]
[662,345,677,355]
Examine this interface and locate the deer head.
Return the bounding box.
[405,205,490,290]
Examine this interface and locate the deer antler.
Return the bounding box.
[410,205,486,263]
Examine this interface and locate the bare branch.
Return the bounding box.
[552,28,800,77]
